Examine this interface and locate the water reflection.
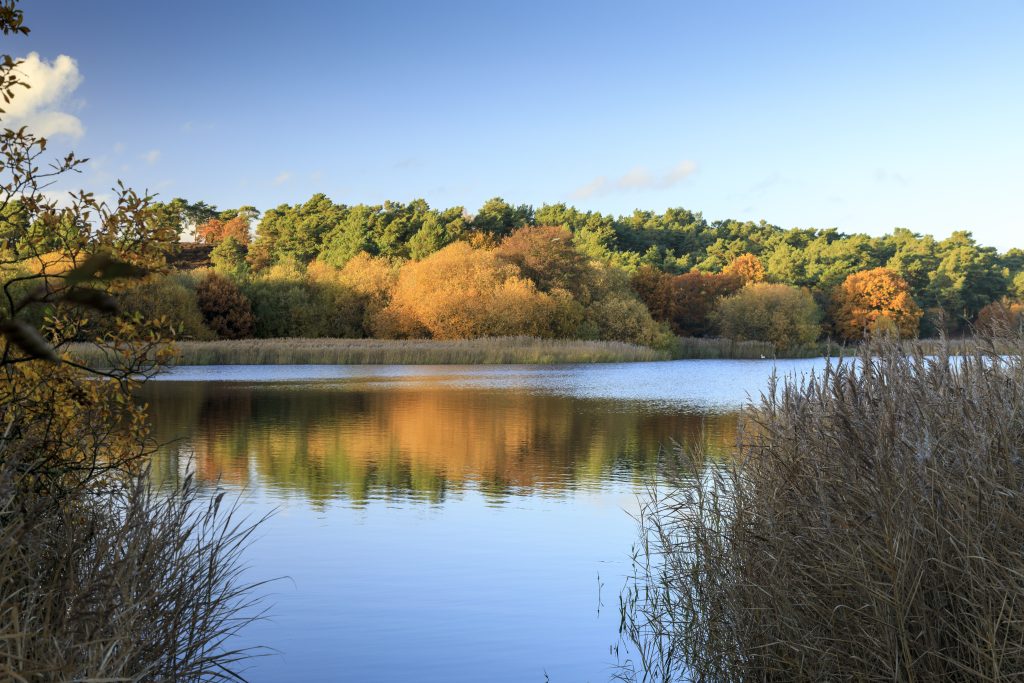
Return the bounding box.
[144,380,740,505]
[138,361,827,682]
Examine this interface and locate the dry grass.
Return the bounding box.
[0,471,266,682]
[620,337,1024,681]
[670,336,778,359]
[69,336,669,366]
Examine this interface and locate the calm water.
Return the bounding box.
[141,359,826,682]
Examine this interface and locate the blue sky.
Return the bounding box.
[12,0,1024,250]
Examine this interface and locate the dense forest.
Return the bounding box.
[9,193,1022,352]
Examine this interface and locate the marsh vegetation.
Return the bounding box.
[620,337,1024,681]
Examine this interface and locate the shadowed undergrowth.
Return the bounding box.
[619,337,1024,681]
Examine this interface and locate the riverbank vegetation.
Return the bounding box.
[57,189,1020,358]
[0,6,264,679]
[70,336,670,366]
[619,337,1024,680]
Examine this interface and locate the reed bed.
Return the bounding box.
[69,336,670,366]
[0,471,267,681]
[670,336,779,359]
[620,337,1024,681]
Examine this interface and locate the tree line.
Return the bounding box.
[7,192,1021,351]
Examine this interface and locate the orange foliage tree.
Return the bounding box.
[195,215,251,245]
[631,267,742,336]
[975,298,1024,335]
[722,252,766,285]
[831,267,922,340]
[374,242,570,339]
[632,259,767,337]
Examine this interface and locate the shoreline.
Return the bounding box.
[70,337,670,366]
[70,336,977,368]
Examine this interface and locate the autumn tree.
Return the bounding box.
[195,271,256,339]
[713,283,822,350]
[722,253,766,285]
[195,214,251,245]
[669,271,743,336]
[495,225,592,299]
[304,260,367,338]
[117,273,213,340]
[975,298,1024,336]
[831,267,923,340]
[374,242,569,339]
[336,252,400,336]
[631,265,676,323]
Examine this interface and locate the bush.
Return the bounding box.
[196,271,256,339]
[587,294,673,348]
[621,338,1024,681]
[712,282,821,350]
[117,273,214,340]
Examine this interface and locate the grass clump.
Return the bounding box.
[620,337,1024,681]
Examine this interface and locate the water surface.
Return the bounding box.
[143,359,826,682]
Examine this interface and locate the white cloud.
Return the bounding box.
[4,53,84,138]
[273,171,292,185]
[142,149,161,165]
[571,160,697,199]
[113,142,125,154]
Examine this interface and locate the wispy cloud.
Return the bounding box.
[273,171,292,185]
[571,160,697,199]
[142,149,161,165]
[393,157,421,170]
[873,168,909,187]
[5,53,84,138]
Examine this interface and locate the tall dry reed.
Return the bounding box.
[620,337,1024,681]
[0,470,266,682]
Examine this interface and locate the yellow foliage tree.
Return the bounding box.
[374,242,566,339]
[831,267,922,341]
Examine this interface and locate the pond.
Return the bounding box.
[141,358,827,682]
